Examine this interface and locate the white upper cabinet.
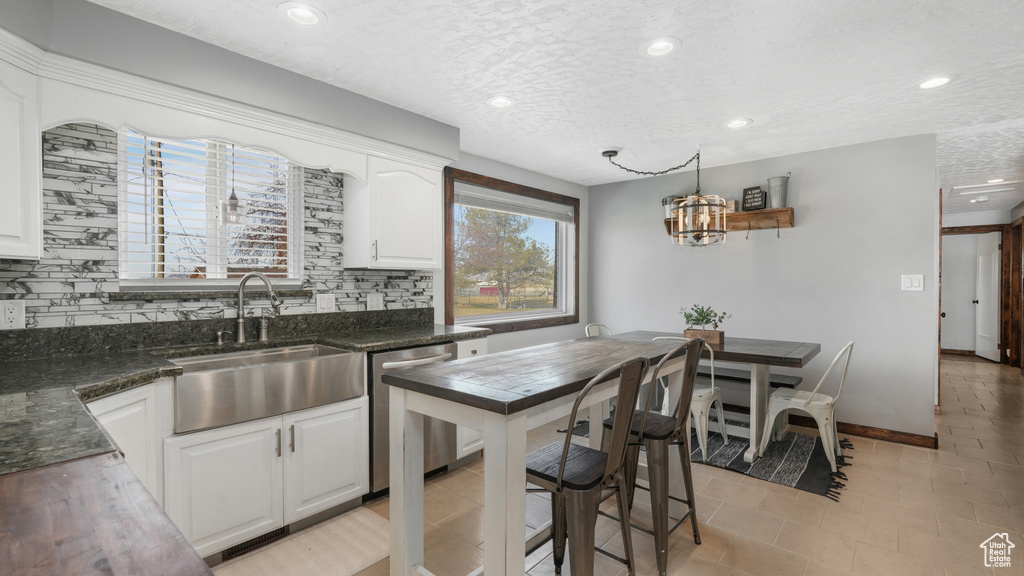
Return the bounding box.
[0,49,42,260]
[344,156,442,270]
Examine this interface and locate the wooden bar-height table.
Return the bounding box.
[384,336,683,576]
[613,331,821,463]
[383,333,820,576]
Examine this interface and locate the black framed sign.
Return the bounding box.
[742,186,767,211]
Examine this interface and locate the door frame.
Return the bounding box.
[940,223,1020,366]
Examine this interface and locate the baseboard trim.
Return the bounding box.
[941,349,976,356]
[789,415,939,449]
[719,403,938,449]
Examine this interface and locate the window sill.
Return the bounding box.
[456,312,579,335]
[108,288,312,302]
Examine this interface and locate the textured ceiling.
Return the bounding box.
[84,0,1024,214]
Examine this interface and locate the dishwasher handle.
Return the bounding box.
[381,353,452,370]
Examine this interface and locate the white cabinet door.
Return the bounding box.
[367,156,442,270]
[164,418,284,558]
[0,57,42,259]
[87,381,165,505]
[455,339,488,459]
[282,397,369,524]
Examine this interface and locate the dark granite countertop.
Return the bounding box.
[0,323,490,477]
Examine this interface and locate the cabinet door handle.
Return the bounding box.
[372,241,378,261]
[289,424,295,453]
[276,428,282,458]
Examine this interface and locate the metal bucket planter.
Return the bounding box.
[767,172,791,208]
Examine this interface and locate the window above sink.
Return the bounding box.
[117,129,304,291]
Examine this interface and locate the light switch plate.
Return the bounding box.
[901,274,925,292]
[315,293,336,313]
[367,292,385,311]
[1,300,25,330]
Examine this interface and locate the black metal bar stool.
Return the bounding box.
[526,356,650,576]
[601,338,703,576]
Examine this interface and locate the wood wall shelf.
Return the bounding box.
[725,207,794,231]
[662,207,795,236]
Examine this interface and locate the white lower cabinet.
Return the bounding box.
[164,397,369,557]
[164,418,284,558]
[86,378,171,507]
[283,400,369,524]
[455,339,488,459]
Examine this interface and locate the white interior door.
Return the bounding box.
[976,232,1001,362]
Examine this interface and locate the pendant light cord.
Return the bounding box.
[605,149,701,193]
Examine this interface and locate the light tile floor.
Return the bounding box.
[354,355,1023,576]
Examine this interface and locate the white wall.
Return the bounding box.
[447,153,589,353]
[940,235,978,351]
[589,135,939,437]
[943,210,1010,227]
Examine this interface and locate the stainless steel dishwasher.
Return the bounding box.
[369,342,459,493]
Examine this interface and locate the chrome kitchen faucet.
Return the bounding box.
[236,272,282,343]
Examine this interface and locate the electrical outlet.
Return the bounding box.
[316,293,336,313]
[1,300,25,330]
[367,293,385,311]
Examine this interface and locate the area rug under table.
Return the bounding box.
[566,420,852,500]
[213,506,389,576]
[691,430,853,500]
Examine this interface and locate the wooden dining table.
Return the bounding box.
[383,332,820,576]
[612,331,821,463]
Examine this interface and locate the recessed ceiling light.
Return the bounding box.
[278,2,327,27]
[641,37,681,58]
[727,118,753,129]
[970,196,989,203]
[486,95,516,109]
[988,179,1005,183]
[919,76,951,89]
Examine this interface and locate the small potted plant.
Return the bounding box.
[680,304,731,345]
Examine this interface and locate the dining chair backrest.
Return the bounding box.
[637,338,703,440]
[555,356,649,490]
[652,336,717,395]
[807,341,855,403]
[585,323,612,337]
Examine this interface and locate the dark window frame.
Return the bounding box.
[444,167,580,334]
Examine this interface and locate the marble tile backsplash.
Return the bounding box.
[0,124,433,328]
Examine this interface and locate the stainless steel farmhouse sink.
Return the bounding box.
[170,344,364,434]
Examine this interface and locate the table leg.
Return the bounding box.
[390,387,424,576]
[744,364,770,463]
[483,411,528,576]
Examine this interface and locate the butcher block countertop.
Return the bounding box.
[0,452,213,575]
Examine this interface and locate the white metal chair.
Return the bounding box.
[585,323,612,337]
[652,337,728,459]
[757,341,855,472]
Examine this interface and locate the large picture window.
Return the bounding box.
[444,168,579,333]
[117,130,303,286]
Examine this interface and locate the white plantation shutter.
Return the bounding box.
[118,130,302,281]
